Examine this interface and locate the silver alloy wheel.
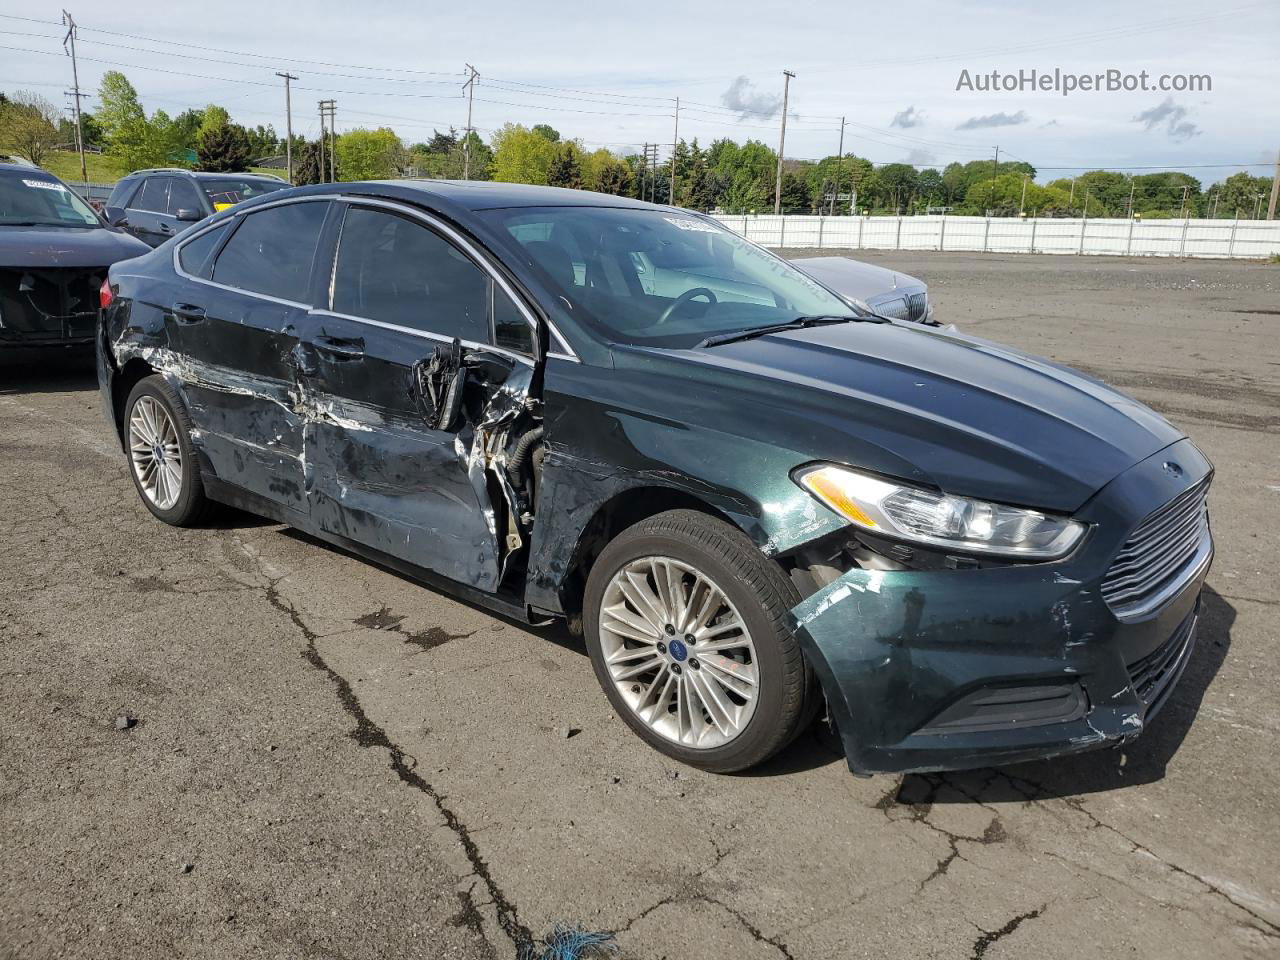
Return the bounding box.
[128,395,183,510]
[599,556,759,749]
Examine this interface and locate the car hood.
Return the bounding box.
[790,256,923,302]
[677,321,1183,513]
[0,224,150,268]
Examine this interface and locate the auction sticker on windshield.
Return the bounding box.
[22,179,67,191]
[664,216,720,233]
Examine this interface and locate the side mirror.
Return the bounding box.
[174,208,203,222]
[105,209,128,228]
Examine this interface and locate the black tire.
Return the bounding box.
[123,375,212,527]
[583,509,817,773]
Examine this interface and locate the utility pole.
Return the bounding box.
[276,72,297,184]
[1126,177,1135,217]
[988,145,999,215]
[462,64,479,180]
[326,102,336,182]
[1267,149,1279,220]
[317,101,328,183]
[1178,184,1190,219]
[669,97,680,205]
[317,100,336,182]
[831,116,845,215]
[1019,173,1029,216]
[773,70,794,215]
[60,10,87,183]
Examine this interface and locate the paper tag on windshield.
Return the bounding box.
[663,216,719,234]
[23,179,67,191]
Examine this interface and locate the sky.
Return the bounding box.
[1,0,1277,184]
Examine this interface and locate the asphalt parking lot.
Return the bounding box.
[2,251,1277,960]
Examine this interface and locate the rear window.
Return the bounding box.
[200,177,286,210]
[211,201,327,303]
[178,222,230,278]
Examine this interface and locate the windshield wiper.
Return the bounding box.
[697,313,882,349]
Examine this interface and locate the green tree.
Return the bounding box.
[490,123,557,184]
[546,142,583,189]
[292,139,329,186]
[0,90,61,166]
[1207,172,1272,219]
[582,148,632,195]
[531,123,560,142]
[333,127,404,180]
[195,122,252,172]
[96,71,153,171]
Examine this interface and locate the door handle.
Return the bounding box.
[171,302,205,323]
[159,222,174,235]
[314,334,365,359]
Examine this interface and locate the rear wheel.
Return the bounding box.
[583,509,814,772]
[124,375,210,526]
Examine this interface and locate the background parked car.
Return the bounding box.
[103,169,288,247]
[790,255,935,323]
[0,163,148,352]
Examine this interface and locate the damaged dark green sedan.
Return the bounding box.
[98,181,1212,776]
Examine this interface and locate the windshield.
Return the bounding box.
[201,177,287,210]
[478,206,854,349]
[0,175,100,227]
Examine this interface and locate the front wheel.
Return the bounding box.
[583,509,815,772]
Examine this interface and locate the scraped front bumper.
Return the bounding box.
[787,439,1212,776]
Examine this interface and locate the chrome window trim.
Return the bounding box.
[309,308,534,368]
[171,196,339,309]
[171,192,581,361]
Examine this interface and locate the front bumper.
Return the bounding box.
[787,439,1212,776]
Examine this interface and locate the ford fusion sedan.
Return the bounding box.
[98,181,1211,775]
[0,164,148,352]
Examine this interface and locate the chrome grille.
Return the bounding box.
[907,292,928,322]
[1101,478,1210,619]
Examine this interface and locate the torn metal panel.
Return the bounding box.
[293,309,538,593]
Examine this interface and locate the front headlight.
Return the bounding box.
[796,464,1086,560]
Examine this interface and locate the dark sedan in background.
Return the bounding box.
[0,164,148,352]
[98,181,1210,776]
[792,255,934,324]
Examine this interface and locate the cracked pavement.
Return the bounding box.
[2,252,1278,959]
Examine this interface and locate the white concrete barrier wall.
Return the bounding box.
[712,214,1280,259]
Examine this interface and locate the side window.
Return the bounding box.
[492,284,534,354]
[167,177,203,215]
[331,206,489,343]
[131,177,169,214]
[178,223,230,278]
[212,201,328,303]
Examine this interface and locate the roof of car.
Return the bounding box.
[0,163,57,178]
[347,179,665,212]
[123,169,287,181]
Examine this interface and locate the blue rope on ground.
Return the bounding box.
[521,924,619,960]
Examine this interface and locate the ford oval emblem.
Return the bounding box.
[1162,461,1184,478]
